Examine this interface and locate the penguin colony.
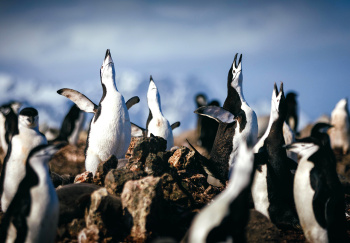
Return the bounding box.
[0,50,349,242]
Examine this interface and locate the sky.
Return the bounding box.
[0,0,349,133]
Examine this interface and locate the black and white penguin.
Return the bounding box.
[286,124,348,243]
[194,54,258,186]
[285,92,298,134]
[0,144,63,243]
[0,101,21,153]
[251,83,299,229]
[51,104,85,145]
[1,107,47,212]
[329,98,350,154]
[130,76,180,150]
[57,49,138,176]
[195,93,220,153]
[187,141,255,243]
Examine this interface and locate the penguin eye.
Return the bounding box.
[233,70,235,73]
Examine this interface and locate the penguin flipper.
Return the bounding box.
[57,88,98,113]
[194,106,236,124]
[170,122,181,130]
[309,168,327,228]
[131,123,146,137]
[126,96,140,110]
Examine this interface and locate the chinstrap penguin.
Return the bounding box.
[51,104,86,145]
[329,98,350,154]
[57,49,138,176]
[130,76,180,150]
[195,93,220,153]
[194,53,258,186]
[1,107,47,212]
[0,143,63,243]
[286,123,348,243]
[285,92,298,134]
[0,102,21,154]
[187,141,255,243]
[251,83,299,229]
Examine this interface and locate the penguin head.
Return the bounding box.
[334,98,348,111]
[285,138,319,158]
[27,143,65,167]
[228,53,243,89]
[270,82,286,121]
[147,76,161,109]
[195,93,207,107]
[100,49,115,86]
[311,122,333,147]
[19,107,39,129]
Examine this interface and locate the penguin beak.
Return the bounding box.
[103,49,113,66]
[27,117,34,124]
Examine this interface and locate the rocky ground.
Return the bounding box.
[0,128,349,242]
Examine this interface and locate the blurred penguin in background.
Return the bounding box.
[195,93,220,153]
[329,98,350,154]
[0,101,21,153]
[285,92,298,135]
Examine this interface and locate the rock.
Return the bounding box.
[126,137,143,158]
[94,155,118,186]
[51,172,73,188]
[121,176,163,241]
[245,209,280,242]
[104,169,146,195]
[144,152,171,176]
[74,171,93,184]
[168,146,205,176]
[161,173,192,207]
[85,188,109,235]
[78,224,99,243]
[131,136,167,161]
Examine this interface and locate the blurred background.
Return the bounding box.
[0,0,349,135]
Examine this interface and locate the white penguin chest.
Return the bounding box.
[88,94,131,159]
[27,166,59,242]
[251,164,270,219]
[294,159,328,242]
[147,116,173,150]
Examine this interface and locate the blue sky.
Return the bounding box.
[0,0,349,132]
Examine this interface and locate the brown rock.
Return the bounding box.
[78,224,99,243]
[161,173,191,207]
[94,155,118,186]
[168,146,206,176]
[121,176,163,241]
[104,169,146,195]
[74,171,93,184]
[246,209,280,242]
[126,137,143,158]
[131,136,167,161]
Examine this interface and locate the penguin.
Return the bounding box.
[194,54,258,186]
[130,76,181,150]
[285,92,298,134]
[1,107,47,212]
[195,93,220,153]
[57,49,139,176]
[51,104,86,145]
[0,144,63,243]
[285,124,348,243]
[0,101,21,153]
[195,93,208,146]
[251,83,299,229]
[329,98,350,154]
[187,140,255,243]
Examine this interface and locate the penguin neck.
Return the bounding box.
[234,83,246,103]
[149,99,163,117]
[19,123,39,133]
